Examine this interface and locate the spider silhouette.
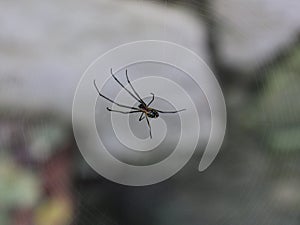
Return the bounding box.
[93,69,185,138]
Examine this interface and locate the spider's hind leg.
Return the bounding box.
[145,116,152,139]
[139,112,145,121]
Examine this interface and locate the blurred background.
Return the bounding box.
[0,0,300,224]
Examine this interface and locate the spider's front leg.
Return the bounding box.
[106,107,141,114]
[147,93,155,107]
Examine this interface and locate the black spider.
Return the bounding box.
[94,69,185,138]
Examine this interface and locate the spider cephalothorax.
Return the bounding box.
[138,103,159,118]
[94,69,185,138]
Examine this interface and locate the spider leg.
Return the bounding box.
[106,107,141,114]
[147,93,155,106]
[145,116,152,139]
[94,80,139,110]
[138,112,145,121]
[155,108,186,113]
[110,69,143,104]
[125,70,147,105]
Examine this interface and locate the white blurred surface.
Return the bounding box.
[0,0,206,119]
[214,0,300,72]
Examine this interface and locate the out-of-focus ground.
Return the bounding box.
[0,0,300,224]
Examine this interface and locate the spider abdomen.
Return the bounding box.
[147,109,159,118]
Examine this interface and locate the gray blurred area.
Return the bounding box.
[0,0,300,225]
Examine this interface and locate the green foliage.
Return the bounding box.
[247,45,300,153]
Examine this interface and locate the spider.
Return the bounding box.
[93,69,186,138]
